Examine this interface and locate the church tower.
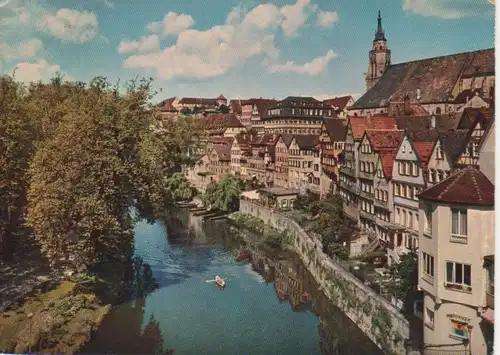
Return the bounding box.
[365,11,391,91]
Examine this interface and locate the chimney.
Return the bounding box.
[404,94,411,115]
[430,115,436,129]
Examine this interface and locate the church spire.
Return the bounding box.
[374,10,386,41]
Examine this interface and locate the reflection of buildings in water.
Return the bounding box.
[273,260,312,312]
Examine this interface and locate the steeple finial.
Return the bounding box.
[375,10,386,41]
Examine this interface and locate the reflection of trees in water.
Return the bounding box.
[81,257,174,355]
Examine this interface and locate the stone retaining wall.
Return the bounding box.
[239,199,409,355]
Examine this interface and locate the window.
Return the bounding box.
[436,145,444,160]
[488,263,495,295]
[402,210,407,226]
[451,209,467,240]
[408,212,413,229]
[446,262,471,290]
[450,319,469,340]
[424,205,432,235]
[425,308,435,330]
[395,184,400,196]
[472,143,479,157]
[422,253,435,277]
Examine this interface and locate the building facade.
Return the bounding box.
[262,97,333,135]
[418,167,495,355]
[319,118,346,197]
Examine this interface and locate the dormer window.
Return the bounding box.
[436,145,444,160]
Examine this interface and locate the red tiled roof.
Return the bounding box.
[418,166,494,206]
[379,150,398,178]
[294,134,319,149]
[158,97,177,112]
[213,144,231,161]
[323,96,353,110]
[413,142,435,163]
[365,129,404,151]
[349,116,397,140]
[203,114,244,131]
[240,98,277,106]
[179,97,217,106]
[323,118,347,141]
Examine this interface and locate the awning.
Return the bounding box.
[482,308,494,324]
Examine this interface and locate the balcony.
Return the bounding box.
[358,171,373,180]
[360,210,376,221]
[359,190,374,200]
[374,198,389,209]
[340,181,359,194]
[340,165,355,177]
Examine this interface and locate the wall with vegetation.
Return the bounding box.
[239,199,409,355]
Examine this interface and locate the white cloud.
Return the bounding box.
[121,0,320,80]
[402,0,494,19]
[118,35,160,54]
[147,12,195,37]
[11,59,71,83]
[279,0,317,37]
[38,8,98,43]
[268,49,337,76]
[316,10,338,27]
[0,38,44,60]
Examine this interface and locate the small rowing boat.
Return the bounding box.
[215,275,225,288]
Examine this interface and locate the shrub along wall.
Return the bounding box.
[239,199,409,355]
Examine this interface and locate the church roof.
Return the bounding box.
[351,48,494,109]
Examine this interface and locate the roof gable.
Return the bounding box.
[418,166,494,206]
[395,135,419,161]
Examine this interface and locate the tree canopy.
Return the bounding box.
[0,75,202,271]
[203,174,246,212]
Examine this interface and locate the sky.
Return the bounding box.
[0,0,495,103]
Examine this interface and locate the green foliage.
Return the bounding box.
[388,248,418,312]
[230,213,265,234]
[217,104,230,114]
[203,174,245,212]
[165,173,196,202]
[309,193,352,257]
[180,107,192,115]
[264,229,293,249]
[292,191,318,212]
[0,74,203,270]
[0,76,36,259]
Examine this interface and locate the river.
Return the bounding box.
[82,209,384,355]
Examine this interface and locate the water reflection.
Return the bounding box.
[83,208,383,355]
[208,215,384,355]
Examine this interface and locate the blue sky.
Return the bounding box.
[0,0,495,102]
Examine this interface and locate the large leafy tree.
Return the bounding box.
[388,248,418,313]
[0,77,36,260]
[165,173,196,202]
[203,174,245,212]
[310,193,352,256]
[0,75,205,271]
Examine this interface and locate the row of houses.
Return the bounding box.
[183,11,495,354]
